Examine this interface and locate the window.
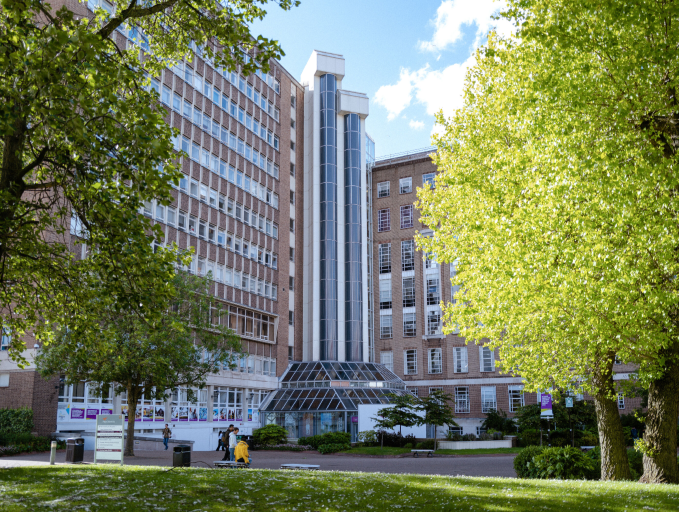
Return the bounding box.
[481,387,497,413]
[404,349,417,375]
[290,163,295,176]
[428,348,442,374]
[155,203,165,221]
[423,173,436,189]
[618,393,625,410]
[289,276,294,291]
[427,309,441,335]
[380,313,392,339]
[173,92,181,112]
[408,387,419,397]
[509,386,524,412]
[614,355,622,365]
[453,347,468,373]
[425,252,438,270]
[380,351,393,372]
[290,191,294,205]
[166,207,176,226]
[378,209,390,232]
[400,205,414,229]
[0,328,10,351]
[177,211,186,231]
[290,219,294,232]
[401,240,415,271]
[379,280,392,310]
[377,181,390,198]
[402,277,415,308]
[403,312,416,337]
[480,346,495,372]
[378,244,391,274]
[455,387,470,414]
[289,311,294,326]
[400,177,412,194]
[426,278,440,305]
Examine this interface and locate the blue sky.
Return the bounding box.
[251,0,511,158]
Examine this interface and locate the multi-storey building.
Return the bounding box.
[370,148,538,435]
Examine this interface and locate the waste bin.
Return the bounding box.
[65,438,84,463]
[173,445,191,467]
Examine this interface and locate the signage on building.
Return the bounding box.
[565,397,574,408]
[95,414,124,465]
[540,394,553,417]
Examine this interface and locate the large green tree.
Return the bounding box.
[36,271,241,456]
[418,389,457,452]
[418,0,679,483]
[0,0,295,362]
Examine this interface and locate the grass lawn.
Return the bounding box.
[1,465,678,511]
[342,446,523,456]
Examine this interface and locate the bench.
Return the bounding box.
[280,464,320,471]
[411,450,434,458]
[214,461,250,469]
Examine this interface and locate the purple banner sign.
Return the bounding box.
[71,408,85,420]
[85,409,99,420]
[540,394,553,417]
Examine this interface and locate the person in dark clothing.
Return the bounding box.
[220,425,235,461]
[216,431,224,451]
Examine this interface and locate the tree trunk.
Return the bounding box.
[124,391,139,457]
[641,342,679,484]
[592,353,631,480]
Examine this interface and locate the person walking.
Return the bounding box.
[220,425,234,461]
[216,430,224,451]
[162,424,172,450]
[228,427,239,463]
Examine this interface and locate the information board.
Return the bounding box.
[95,414,124,465]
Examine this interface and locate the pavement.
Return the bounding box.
[0,449,517,477]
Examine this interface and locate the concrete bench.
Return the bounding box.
[280,464,320,471]
[214,461,250,469]
[411,449,434,458]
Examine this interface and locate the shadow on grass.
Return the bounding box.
[0,465,677,511]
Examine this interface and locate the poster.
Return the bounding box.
[235,408,243,422]
[101,408,113,415]
[154,406,165,422]
[302,413,313,437]
[135,405,142,421]
[252,409,259,424]
[220,408,228,421]
[178,406,189,421]
[247,408,253,422]
[320,412,332,434]
[188,406,198,421]
[142,406,153,422]
[540,393,553,417]
[170,406,179,421]
[71,408,85,420]
[121,405,129,421]
[199,407,208,421]
[57,405,69,422]
[86,408,99,420]
[228,408,235,421]
[213,407,219,421]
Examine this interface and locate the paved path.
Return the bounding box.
[0,449,517,477]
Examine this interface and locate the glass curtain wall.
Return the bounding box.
[319,73,338,360]
[343,113,363,361]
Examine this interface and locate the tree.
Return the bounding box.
[0,0,296,362]
[417,0,679,482]
[36,271,240,456]
[481,409,515,435]
[418,389,457,452]
[372,393,421,450]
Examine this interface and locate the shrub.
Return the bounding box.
[478,433,492,441]
[627,448,643,480]
[416,440,435,450]
[0,408,33,434]
[532,446,595,480]
[357,430,377,446]
[446,432,463,441]
[482,409,515,434]
[578,431,599,447]
[252,424,289,446]
[517,429,541,447]
[514,445,546,478]
[492,432,504,440]
[298,432,351,450]
[403,442,413,449]
[462,433,477,441]
[318,443,350,454]
[374,430,415,448]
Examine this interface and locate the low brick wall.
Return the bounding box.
[437,440,512,450]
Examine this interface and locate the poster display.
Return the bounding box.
[179,406,189,421]
[135,405,142,421]
[154,406,165,422]
[540,394,553,417]
[86,409,99,420]
[101,408,113,415]
[57,406,69,422]
[235,408,243,422]
[121,405,129,421]
[95,414,124,464]
[142,406,153,422]
[71,408,85,420]
[219,408,228,421]
[199,407,208,421]
[302,413,313,437]
[170,406,179,421]
[252,410,259,424]
[247,408,253,422]
[188,406,198,421]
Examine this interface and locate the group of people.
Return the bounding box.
[216,425,250,464]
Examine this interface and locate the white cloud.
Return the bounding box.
[409,120,425,130]
[373,67,426,121]
[419,0,513,53]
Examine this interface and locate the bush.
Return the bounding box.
[446,432,463,441]
[627,448,643,480]
[357,430,377,446]
[318,443,350,454]
[403,442,413,449]
[252,424,289,446]
[532,446,595,480]
[517,429,541,447]
[578,431,599,447]
[298,432,351,450]
[0,408,33,434]
[514,445,546,478]
[492,431,504,440]
[0,432,35,446]
[0,434,64,457]
[478,433,492,441]
[416,440,435,450]
[482,409,515,434]
[462,433,477,441]
[375,430,416,448]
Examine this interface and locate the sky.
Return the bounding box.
[251,0,512,158]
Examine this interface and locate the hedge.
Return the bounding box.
[0,407,33,434]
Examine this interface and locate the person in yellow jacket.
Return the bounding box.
[234,438,251,465]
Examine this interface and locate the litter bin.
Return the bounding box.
[173,445,191,467]
[65,438,84,463]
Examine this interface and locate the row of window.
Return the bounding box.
[376,173,435,198]
[380,346,496,375]
[378,276,440,310]
[184,259,278,302]
[377,205,414,232]
[378,241,416,274]
[379,309,441,338]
